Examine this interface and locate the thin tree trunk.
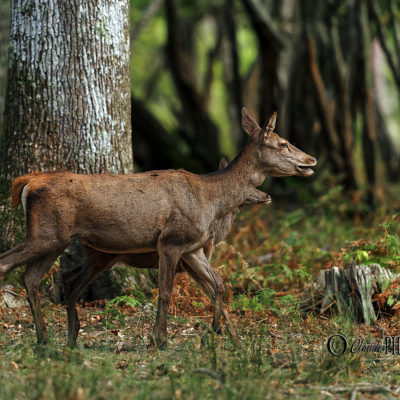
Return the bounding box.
[164,0,222,172]
[242,0,282,121]
[222,0,243,148]
[357,0,378,206]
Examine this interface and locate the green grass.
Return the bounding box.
[1,183,400,399]
[1,303,399,399]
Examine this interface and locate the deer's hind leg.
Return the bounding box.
[63,247,117,348]
[0,239,59,286]
[181,261,222,333]
[23,250,65,344]
[0,225,72,289]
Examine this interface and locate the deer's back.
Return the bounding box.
[21,171,219,253]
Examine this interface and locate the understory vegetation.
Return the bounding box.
[1,180,400,399]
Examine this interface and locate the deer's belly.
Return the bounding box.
[78,225,160,254]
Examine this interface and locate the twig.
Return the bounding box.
[2,289,21,297]
[318,382,391,395]
[318,298,337,316]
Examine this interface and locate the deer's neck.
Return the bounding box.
[207,141,266,214]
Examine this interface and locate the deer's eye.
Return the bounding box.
[281,143,288,149]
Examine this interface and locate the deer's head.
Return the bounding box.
[242,108,317,177]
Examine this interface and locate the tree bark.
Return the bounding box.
[0,0,132,250]
[0,0,10,138]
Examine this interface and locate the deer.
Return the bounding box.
[0,108,316,348]
[61,157,270,346]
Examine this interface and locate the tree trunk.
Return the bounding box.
[0,0,133,302]
[164,0,222,172]
[222,0,243,148]
[242,0,282,121]
[301,263,398,324]
[0,0,10,138]
[0,0,132,250]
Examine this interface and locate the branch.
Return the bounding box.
[368,0,400,91]
[330,17,348,83]
[165,0,203,109]
[306,37,343,169]
[241,0,284,49]
[318,383,391,395]
[131,0,163,45]
[203,15,223,107]
[374,101,399,182]
[389,0,400,70]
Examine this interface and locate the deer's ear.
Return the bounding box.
[219,158,229,169]
[261,112,277,142]
[242,107,261,136]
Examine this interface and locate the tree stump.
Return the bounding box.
[301,263,398,324]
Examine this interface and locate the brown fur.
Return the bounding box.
[0,108,316,348]
[11,175,32,208]
[62,172,269,342]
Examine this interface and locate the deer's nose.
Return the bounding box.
[308,157,317,165]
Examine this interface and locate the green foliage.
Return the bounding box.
[343,249,370,264]
[231,288,281,313]
[192,300,205,309]
[341,212,400,268]
[102,295,145,329]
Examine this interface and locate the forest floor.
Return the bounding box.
[1,181,400,399]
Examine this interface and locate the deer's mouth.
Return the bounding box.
[296,162,316,177]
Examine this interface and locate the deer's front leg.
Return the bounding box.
[152,246,180,349]
[182,249,238,343]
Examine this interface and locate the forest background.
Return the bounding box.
[1,1,400,399]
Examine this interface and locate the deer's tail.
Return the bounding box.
[11,174,37,208]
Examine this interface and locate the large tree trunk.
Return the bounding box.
[0,0,132,250]
[0,0,133,301]
[0,0,10,137]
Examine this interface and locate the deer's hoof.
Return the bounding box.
[148,334,168,350]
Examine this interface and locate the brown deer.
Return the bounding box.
[0,108,316,348]
[62,157,270,346]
